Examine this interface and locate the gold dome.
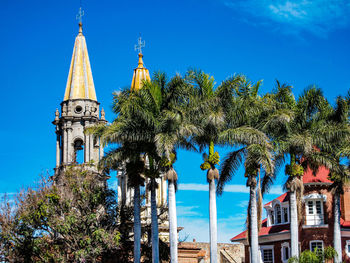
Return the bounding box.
[131,53,151,91]
[63,23,97,101]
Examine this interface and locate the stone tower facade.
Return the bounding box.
[53,22,106,172]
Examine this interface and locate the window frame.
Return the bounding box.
[270,210,275,225]
[260,245,274,263]
[305,199,324,225]
[274,204,282,224]
[283,207,289,223]
[281,242,290,263]
[309,240,324,253]
[268,202,290,226]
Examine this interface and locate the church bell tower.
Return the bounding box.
[53,13,106,172]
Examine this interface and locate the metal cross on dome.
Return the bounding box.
[76,7,84,23]
[135,37,146,54]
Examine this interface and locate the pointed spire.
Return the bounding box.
[63,9,97,101]
[131,37,151,91]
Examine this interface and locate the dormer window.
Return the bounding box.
[275,204,282,224]
[267,203,289,226]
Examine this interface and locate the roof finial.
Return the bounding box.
[76,5,84,34]
[135,36,145,55]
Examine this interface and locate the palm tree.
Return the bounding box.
[217,78,276,263]
[133,72,196,263]
[89,72,195,263]
[184,69,247,263]
[184,69,224,263]
[87,86,156,263]
[265,84,331,259]
[311,96,350,263]
[153,75,197,263]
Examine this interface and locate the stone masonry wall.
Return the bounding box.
[194,242,244,263]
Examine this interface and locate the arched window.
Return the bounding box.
[283,207,289,223]
[73,138,84,164]
[275,204,282,224]
[270,210,275,225]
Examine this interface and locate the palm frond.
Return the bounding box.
[217,148,245,195]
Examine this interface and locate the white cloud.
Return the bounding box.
[178,183,207,191]
[177,205,201,217]
[224,0,350,37]
[237,200,249,208]
[178,183,283,195]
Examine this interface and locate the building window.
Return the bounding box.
[261,246,274,263]
[316,200,322,214]
[306,200,324,225]
[270,210,274,225]
[275,204,282,224]
[283,207,288,223]
[308,201,313,214]
[310,240,323,253]
[281,243,290,263]
[346,240,350,257]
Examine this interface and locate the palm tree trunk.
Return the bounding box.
[290,190,299,258]
[151,179,159,263]
[168,180,178,263]
[209,178,218,263]
[333,192,342,263]
[249,183,259,263]
[134,186,141,263]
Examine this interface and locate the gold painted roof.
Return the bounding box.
[131,53,151,91]
[63,23,97,101]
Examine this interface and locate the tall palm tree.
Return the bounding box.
[135,72,196,263]
[217,78,276,263]
[89,72,195,263]
[152,75,197,263]
[88,125,145,262]
[87,92,149,263]
[185,69,248,263]
[264,84,331,259]
[311,96,350,263]
[184,69,224,263]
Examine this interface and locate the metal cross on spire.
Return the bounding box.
[76,6,84,24]
[135,37,146,54]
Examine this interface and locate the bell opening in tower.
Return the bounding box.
[73,138,84,164]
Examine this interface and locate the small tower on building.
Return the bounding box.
[53,11,107,176]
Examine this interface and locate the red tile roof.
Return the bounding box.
[231,219,290,241]
[264,192,290,207]
[303,166,331,184]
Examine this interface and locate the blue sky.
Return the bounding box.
[1,0,350,243]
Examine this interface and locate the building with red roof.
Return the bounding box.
[231,166,350,263]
